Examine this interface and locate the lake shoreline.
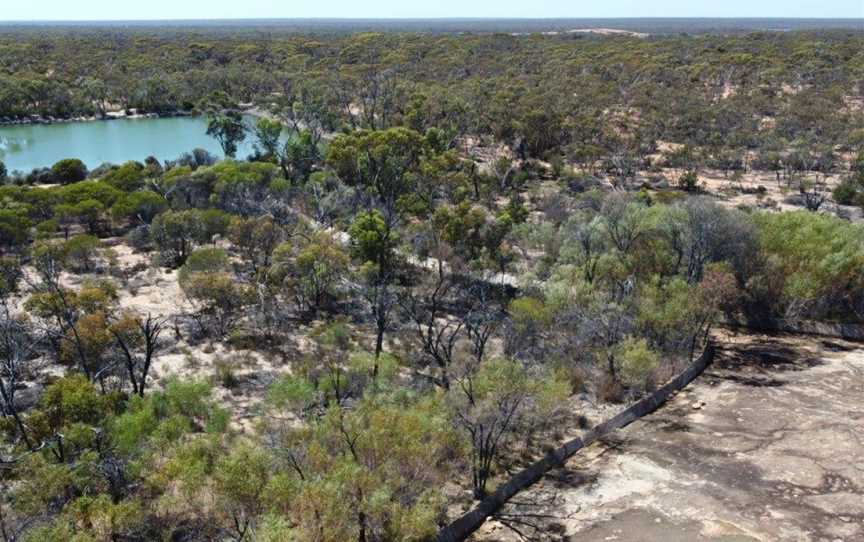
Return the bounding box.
[0,109,196,127]
[0,110,281,173]
[0,104,273,127]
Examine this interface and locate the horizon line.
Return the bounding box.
[1,16,863,23]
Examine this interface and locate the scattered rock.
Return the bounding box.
[478,519,502,535]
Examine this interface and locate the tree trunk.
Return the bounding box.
[373,326,384,379]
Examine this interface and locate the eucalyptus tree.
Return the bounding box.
[202,92,248,158]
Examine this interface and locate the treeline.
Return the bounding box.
[1,30,863,163]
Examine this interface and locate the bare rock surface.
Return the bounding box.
[472,332,864,541]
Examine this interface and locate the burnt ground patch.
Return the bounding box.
[715,340,825,372]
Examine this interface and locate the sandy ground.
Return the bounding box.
[472,331,864,541]
[25,242,305,432]
[566,29,649,38]
[695,170,857,218]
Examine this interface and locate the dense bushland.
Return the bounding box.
[1,30,862,168]
[0,26,863,542]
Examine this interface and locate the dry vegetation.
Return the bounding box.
[0,25,863,542]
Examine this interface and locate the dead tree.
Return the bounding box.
[399,257,464,390]
[110,313,166,397]
[0,308,41,451]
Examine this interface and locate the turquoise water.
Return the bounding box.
[0,116,267,173]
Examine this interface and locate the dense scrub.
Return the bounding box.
[0,140,861,540]
[1,30,863,162]
[1,26,863,542]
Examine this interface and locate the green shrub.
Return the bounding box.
[677,170,699,192]
[755,212,864,317]
[214,360,240,389]
[833,177,863,206]
[178,247,230,284]
[63,234,100,271]
[110,190,167,224]
[616,337,661,389]
[102,161,147,192]
[51,159,88,185]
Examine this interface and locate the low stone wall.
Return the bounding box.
[436,344,716,542]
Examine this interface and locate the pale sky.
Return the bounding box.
[2,0,862,21]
